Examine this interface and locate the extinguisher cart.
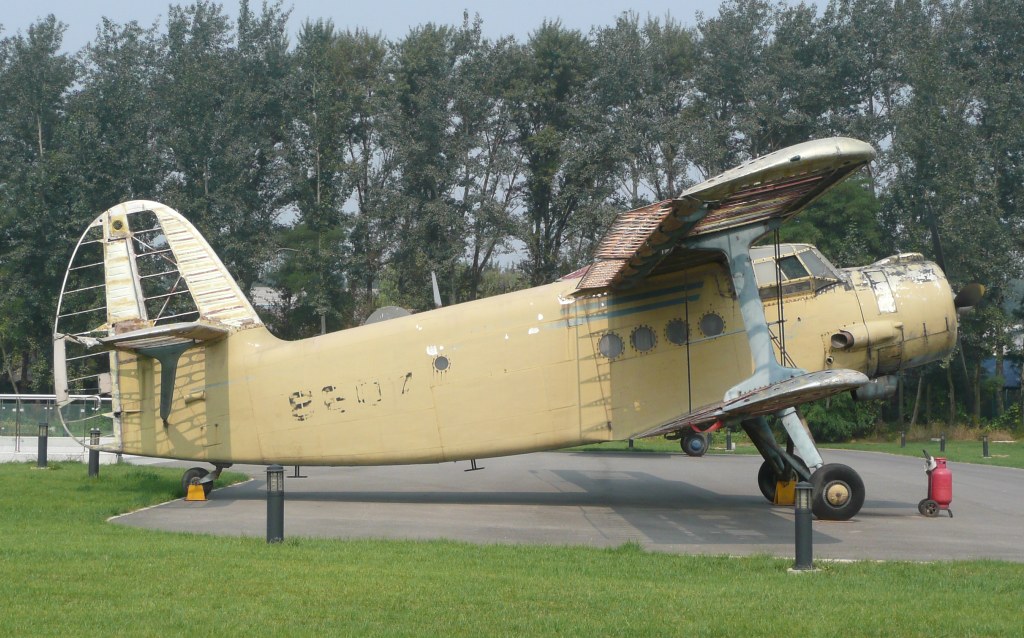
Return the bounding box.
[919,450,953,518]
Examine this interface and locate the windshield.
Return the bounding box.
[749,244,841,299]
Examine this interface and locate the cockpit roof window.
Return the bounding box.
[750,244,841,299]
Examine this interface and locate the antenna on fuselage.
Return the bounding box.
[431,271,442,308]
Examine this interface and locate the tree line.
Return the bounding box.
[1,0,1022,435]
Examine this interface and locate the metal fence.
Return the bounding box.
[0,394,112,449]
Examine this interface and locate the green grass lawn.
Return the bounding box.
[825,438,1024,470]
[572,434,1024,470]
[2,462,1023,636]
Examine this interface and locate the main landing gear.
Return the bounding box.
[181,463,231,497]
[742,414,865,521]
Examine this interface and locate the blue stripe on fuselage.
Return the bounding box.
[582,281,704,321]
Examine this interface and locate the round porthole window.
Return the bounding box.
[433,355,450,371]
[699,312,725,337]
[631,326,656,352]
[665,319,688,345]
[598,333,624,359]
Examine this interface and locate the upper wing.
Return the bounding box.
[576,137,875,292]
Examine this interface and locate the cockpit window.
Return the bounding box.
[799,249,838,280]
[777,255,808,280]
[750,244,841,300]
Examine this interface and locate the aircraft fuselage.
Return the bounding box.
[112,249,956,465]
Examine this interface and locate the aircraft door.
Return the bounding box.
[575,299,614,441]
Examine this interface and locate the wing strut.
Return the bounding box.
[692,222,799,399]
[689,220,854,470]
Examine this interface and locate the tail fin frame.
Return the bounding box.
[53,200,261,443]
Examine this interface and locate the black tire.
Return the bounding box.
[811,463,865,521]
[757,457,810,503]
[757,460,777,502]
[182,467,211,497]
[681,432,709,457]
[919,499,940,517]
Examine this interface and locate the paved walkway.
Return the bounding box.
[113,449,1024,562]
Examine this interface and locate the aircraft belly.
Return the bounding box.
[433,360,580,460]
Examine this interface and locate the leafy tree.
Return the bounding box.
[505,21,620,284]
[0,16,79,391]
[689,0,775,176]
[451,33,522,301]
[215,0,293,294]
[592,14,699,206]
[775,175,886,267]
[68,18,162,213]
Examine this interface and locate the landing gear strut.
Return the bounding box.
[742,415,865,520]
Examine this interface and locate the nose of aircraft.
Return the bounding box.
[869,256,959,374]
[839,254,959,377]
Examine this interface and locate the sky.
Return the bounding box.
[4,0,740,52]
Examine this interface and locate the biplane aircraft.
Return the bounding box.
[53,137,969,520]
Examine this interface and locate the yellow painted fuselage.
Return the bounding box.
[115,255,956,465]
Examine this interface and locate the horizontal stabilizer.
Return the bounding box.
[83,321,229,352]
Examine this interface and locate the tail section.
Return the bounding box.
[53,200,261,452]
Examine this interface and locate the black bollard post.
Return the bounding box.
[900,431,906,448]
[983,435,990,458]
[266,464,285,543]
[940,433,946,453]
[36,422,48,469]
[726,429,733,451]
[628,438,634,450]
[88,428,101,477]
[792,481,815,571]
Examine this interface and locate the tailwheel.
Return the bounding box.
[810,463,864,521]
[182,467,212,497]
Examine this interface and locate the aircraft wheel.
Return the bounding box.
[811,464,864,520]
[757,461,777,502]
[918,499,940,517]
[757,457,809,503]
[681,432,710,457]
[182,467,211,497]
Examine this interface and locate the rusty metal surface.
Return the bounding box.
[577,259,628,290]
[576,137,875,293]
[593,201,674,259]
[687,172,829,236]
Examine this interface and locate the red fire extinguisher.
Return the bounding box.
[919,450,953,518]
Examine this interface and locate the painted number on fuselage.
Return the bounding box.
[288,373,411,422]
[288,390,314,421]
